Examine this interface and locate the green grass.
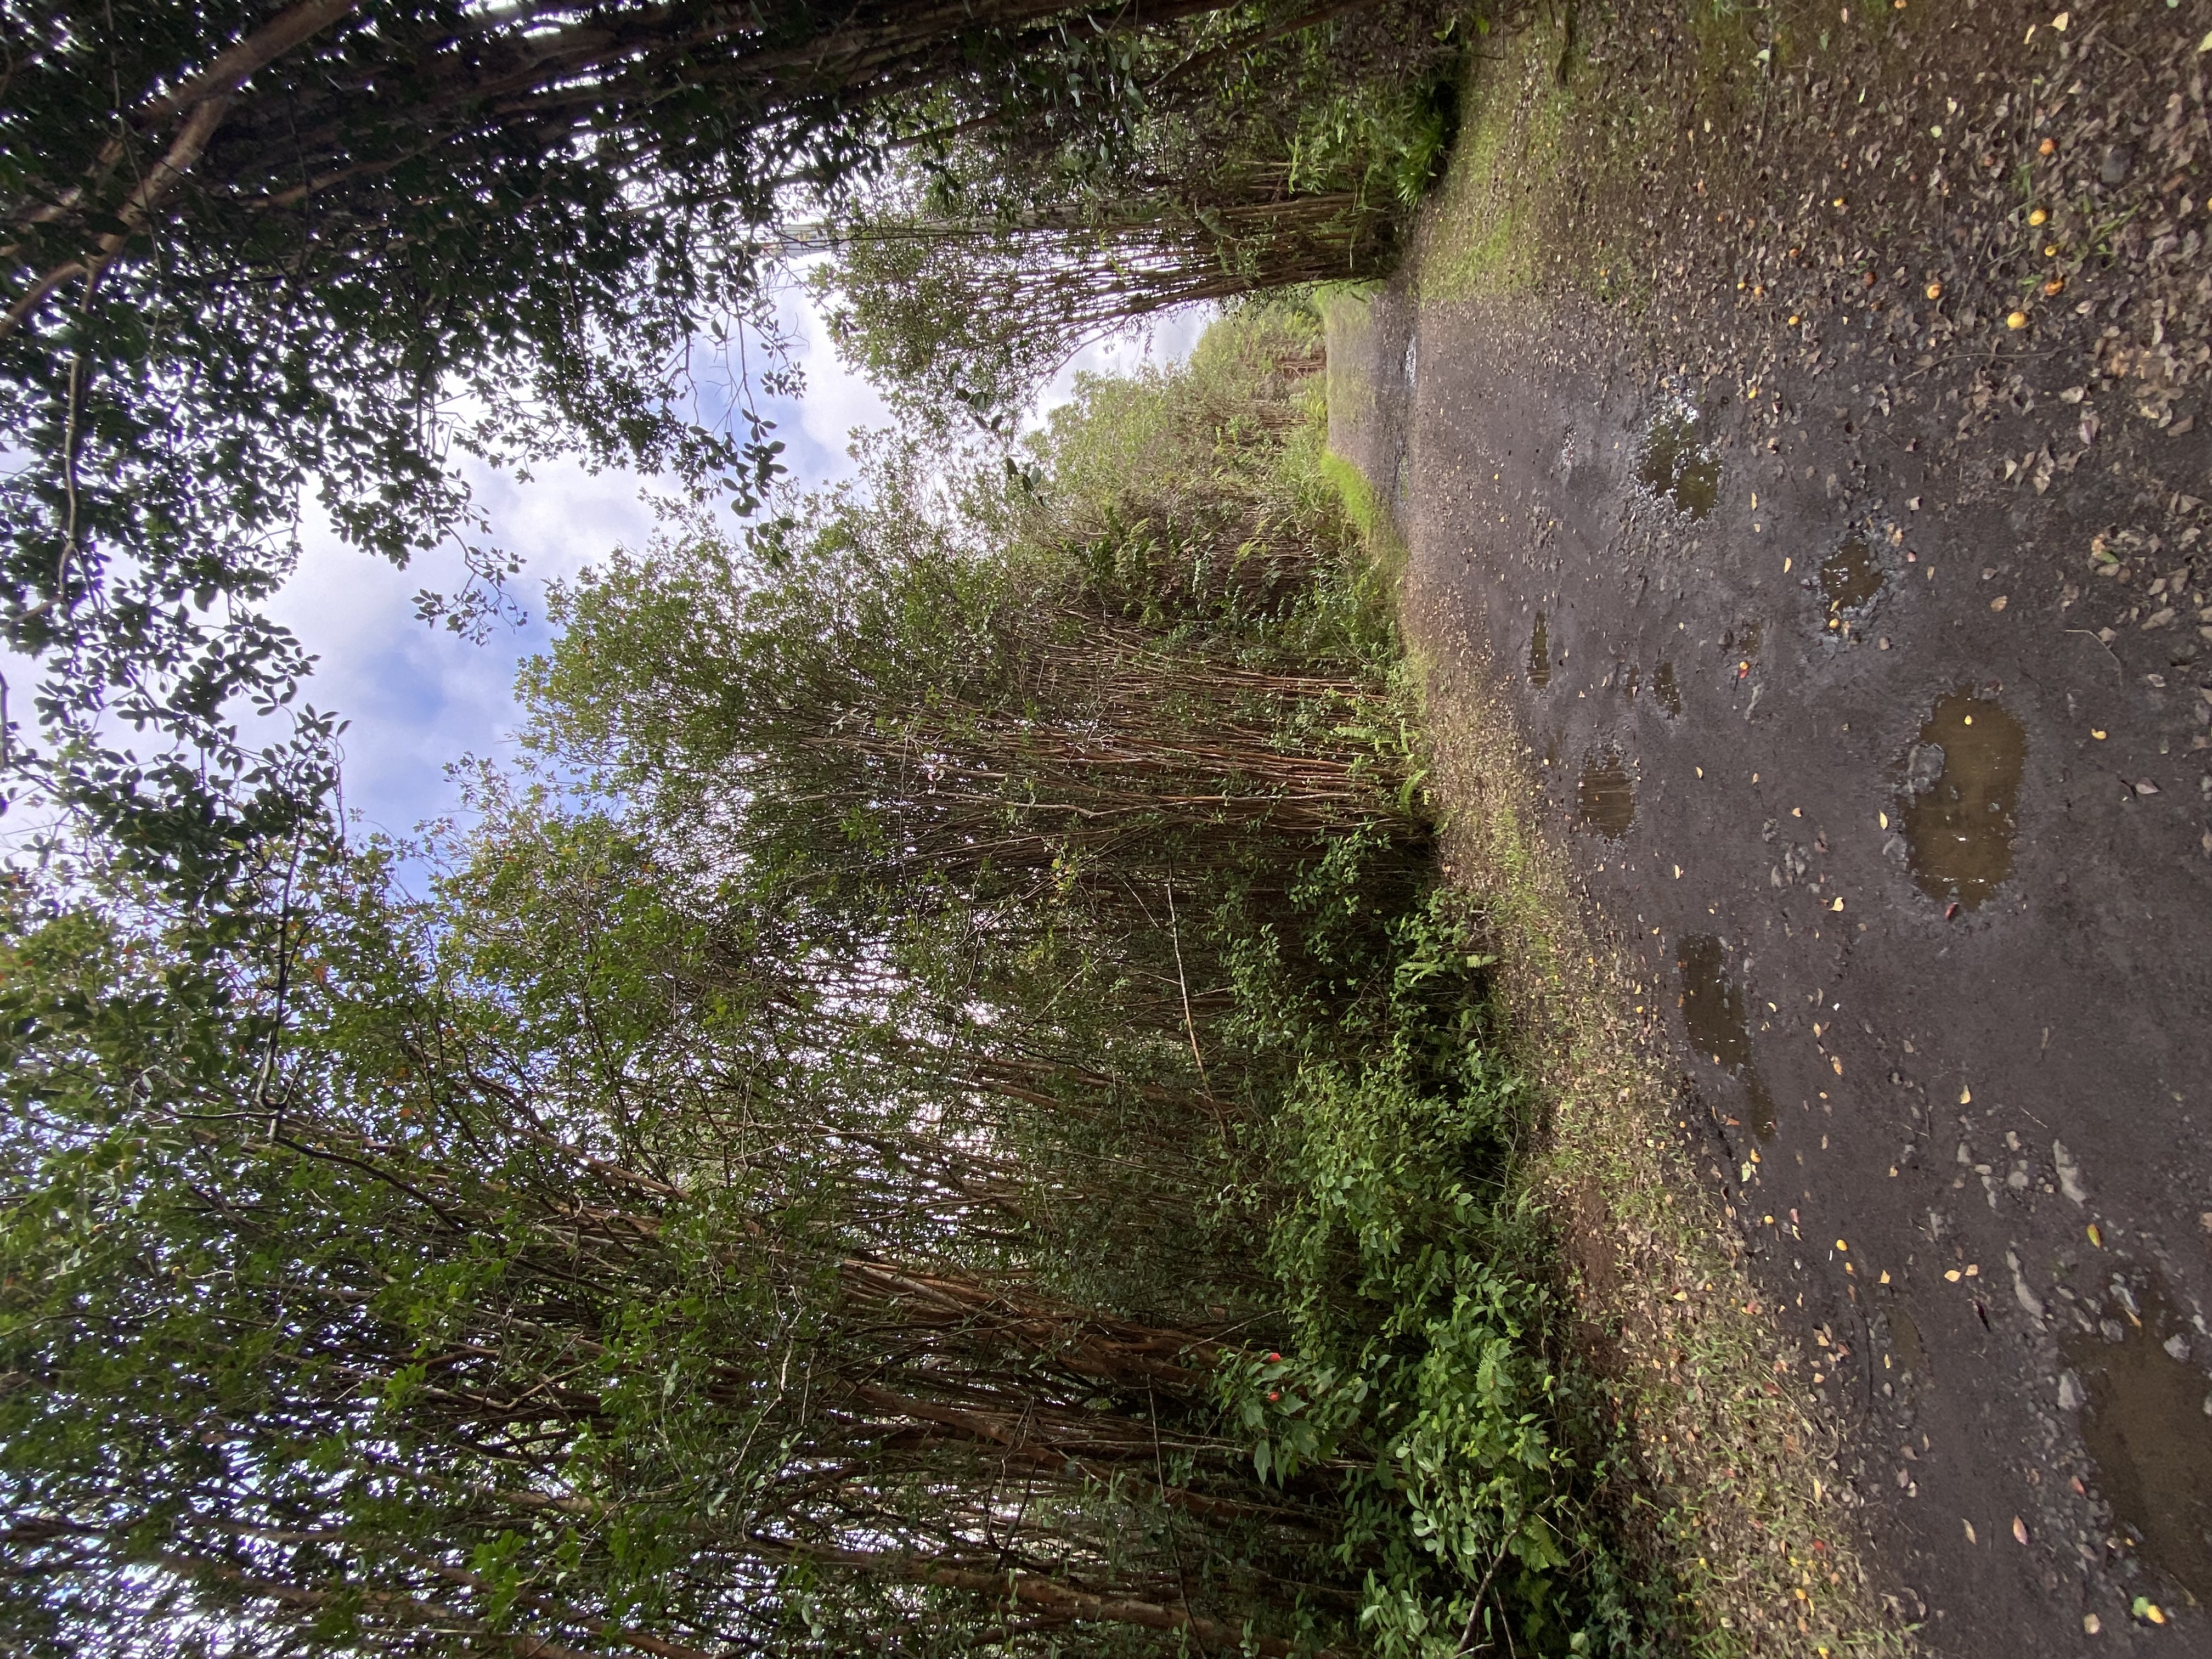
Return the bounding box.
[1420,25,1574,304]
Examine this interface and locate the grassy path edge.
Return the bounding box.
[1313,349,1912,1655]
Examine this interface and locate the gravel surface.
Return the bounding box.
[1333,1,2212,1651]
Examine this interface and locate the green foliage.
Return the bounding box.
[2,0,1381,893]
[817,6,1468,430]
[0,310,1660,1656]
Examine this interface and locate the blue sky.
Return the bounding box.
[269,292,1210,847]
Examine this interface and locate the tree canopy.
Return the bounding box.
[2,0,1417,892]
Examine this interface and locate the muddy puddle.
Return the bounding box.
[2061,1275,2212,1607]
[1887,1304,1928,1379]
[1577,752,1635,838]
[1675,934,1776,1138]
[1898,689,2026,910]
[1528,612,1551,687]
[1821,534,1886,624]
[1653,661,1682,716]
[1637,410,1719,520]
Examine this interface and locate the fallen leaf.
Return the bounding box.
[2091,729,2107,739]
[1963,1519,1978,1544]
[2013,1515,2029,1544]
[1959,1085,1972,1104]
[1945,1268,1962,1282]
[2134,778,2160,795]
[1990,594,2008,611]
[1964,1263,1979,1277]
[2087,1222,2102,1246]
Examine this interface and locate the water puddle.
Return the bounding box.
[1821,534,1886,619]
[1577,752,1635,838]
[1653,661,1682,717]
[1675,934,1776,1138]
[1887,1305,1927,1378]
[1898,688,2025,910]
[2061,1275,2212,1606]
[1637,410,1720,520]
[1528,612,1551,688]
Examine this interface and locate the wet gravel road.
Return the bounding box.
[1331,284,2212,1653]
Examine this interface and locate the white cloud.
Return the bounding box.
[271,448,661,845]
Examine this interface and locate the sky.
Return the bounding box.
[266,292,1211,848]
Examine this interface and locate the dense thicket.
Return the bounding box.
[816,2,1464,427]
[1,313,1654,1656]
[0,0,1460,890]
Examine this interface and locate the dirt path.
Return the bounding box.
[1333,2,2212,1652]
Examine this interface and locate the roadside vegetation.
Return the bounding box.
[3,307,1671,1656]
